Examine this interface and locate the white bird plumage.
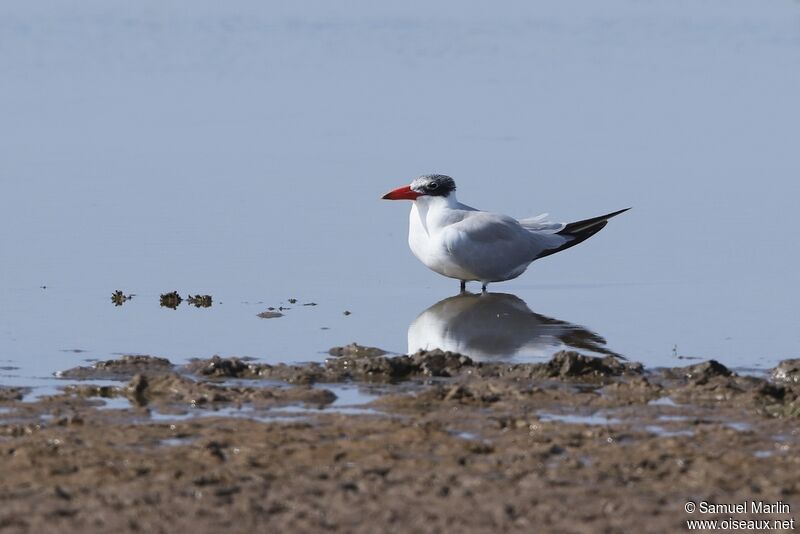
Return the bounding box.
[383,174,629,291]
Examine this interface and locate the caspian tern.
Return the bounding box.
[382,174,629,292]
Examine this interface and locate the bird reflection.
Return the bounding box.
[408,292,618,361]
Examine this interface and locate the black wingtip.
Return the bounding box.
[558,207,631,235]
[602,207,632,219]
[535,207,630,260]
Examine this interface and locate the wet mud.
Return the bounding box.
[159,291,182,309]
[187,294,213,308]
[110,290,132,306]
[2,347,799,533]
[113,291,213,309]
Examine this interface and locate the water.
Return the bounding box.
[538,412,622,426]
[2,0,799,389]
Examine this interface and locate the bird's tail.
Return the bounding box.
[535,208,630,260]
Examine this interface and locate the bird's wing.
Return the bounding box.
[442,212,566,280]
[518,213,566,233]
[453,201,480,212]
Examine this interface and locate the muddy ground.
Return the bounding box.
[1,348,799,533]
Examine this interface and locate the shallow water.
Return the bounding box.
[538,412,622,426]
[2,0,799,388]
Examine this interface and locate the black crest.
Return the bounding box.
[411,174,456,197]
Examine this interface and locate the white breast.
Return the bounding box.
[408,201,480,281]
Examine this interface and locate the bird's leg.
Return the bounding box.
[481,283,487,293]
[460,280,466,293]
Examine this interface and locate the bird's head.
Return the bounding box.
[381,174,456,201]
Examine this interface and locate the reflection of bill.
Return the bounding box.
[408,292,618,361]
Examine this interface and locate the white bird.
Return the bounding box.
[382,174,629,292]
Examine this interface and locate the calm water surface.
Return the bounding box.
[2,0,800,392]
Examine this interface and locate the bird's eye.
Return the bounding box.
[428,182,439,190]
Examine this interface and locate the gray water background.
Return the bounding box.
[2,0,799,390]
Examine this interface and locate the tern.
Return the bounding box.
[382,174,629,292]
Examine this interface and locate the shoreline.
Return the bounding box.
[1,348,799,532]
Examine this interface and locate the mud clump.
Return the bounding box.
[600,376,663,405]
[58,355,173,380]
[538,350,637,379]
[760,397,800,419]
[653,359,800,412]
[185,356,259,378]
[186,347,635,385]
[187,294,213,308]
[324,351,413,382]
[160,291,182,309]
[771,359,800,384]
[322,347,473,382]
[59,372,336,411]
[0,387,27,403]
[183,346,474,384]
[464,351,641,384]
[130,373,336,410]
[753,376,800,419]
[110,290,132,306]
[408,349,474,377]
[665,359,732,382]
[328,345,473,377]
[185,356,330,384]
[251,363,329,384]
[328,343,387,358]
[62,384,122,399]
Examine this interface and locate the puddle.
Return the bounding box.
[266,385,381,417]
[214,379,380,408]
[732,367,770,378]
[159,437,197,447]
[148,405,303,424]
[17,378,123,403]
[726,422,752,432]
[538,412,621,426]
[645,425,694,438]
[753,450,773,458]
[657,415,689,422]
[648,397,678,407]
[125,382,381,422]
[268,405,379,416]
[98,397,133,410]
[218,377,294,389]
[6,376,381,423]
[325,384,380,407]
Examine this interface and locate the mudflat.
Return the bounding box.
[1,348,799,533]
